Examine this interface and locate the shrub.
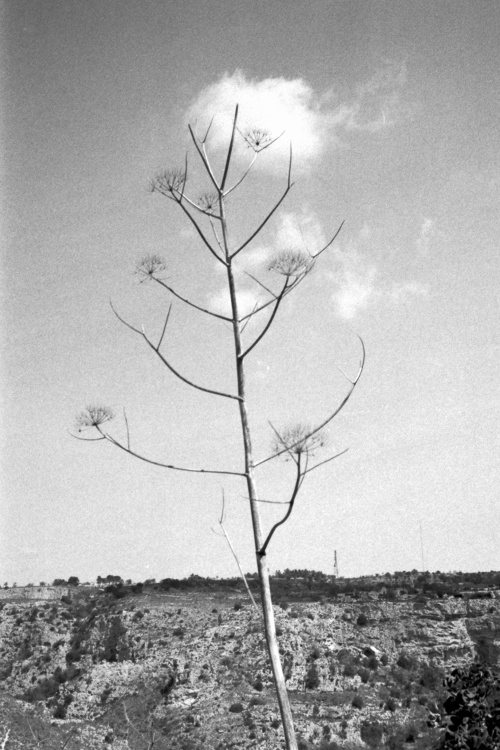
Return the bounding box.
[253,678,263,691]
[310,645,321,660]
[419,662,443,690]
[352,694,364,709]
[384,697,397,712]
[228,702,244,713]
[358,667,370,684]
[305,663,320,690]
[381,653,389,666]
[249,696,265,706]
[397,651,417,671]
[356,613,368,626]
[360,720,384,748]
[343,662,357,677]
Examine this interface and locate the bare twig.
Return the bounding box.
[254,335,365,467]
[110,301,241,401]
[240,278,289,358]
[153,277,231,321]
[231,143,294,259]
[214,491,260,612]
[96,427,246,477]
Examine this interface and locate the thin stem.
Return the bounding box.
[258,456,302,557]
[231,144,294,260]
[99,428,246,477]
[254,336,365,467]
[302,447,349,475]
[220,104,239,192]
[110,302,241,401]
[123,408,131,450]
[311,220,345,260]
[223,151,258,197]
[174,197,227,266]
[240,279,288,358]
[156,304,172,350]
[188,124,221,193]
[153,278,231,321]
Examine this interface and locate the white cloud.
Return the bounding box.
[186,66,408,174]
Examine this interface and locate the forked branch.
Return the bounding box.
[254,335,365,468]
[110,301,241,402]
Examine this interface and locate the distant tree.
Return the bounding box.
[75,105,364,750]
[52,579,67,586]
[67,576,80,587]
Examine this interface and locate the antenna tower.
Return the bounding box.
[333,550,339,578]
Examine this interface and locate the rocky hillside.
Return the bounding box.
[0,585,499,749]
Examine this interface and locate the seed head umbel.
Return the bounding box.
[198,193,219,213]
[268,250,314,278]
[150,168,186,195]
[245,129,273,151]
[273,424,327,458]
[135,254,167,280]
[76,405,114,432]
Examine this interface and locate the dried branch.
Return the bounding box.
[310,220,345,260]
[240,278,289,358]
[220,104,239,192]
[214,491,260,612]
[223,151,258,197]
[254,335,365,467]
[110,301,241,401]
[152,277,231,321]
[231,143,294,260]
[91,425,246,477]
[258,455,302,558]
[188,124,221,193]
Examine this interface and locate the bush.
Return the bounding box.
[419,662,443,690]
[397,651,417,671]
[360,720,384,748]
[249,696,265,706]
[305,663,320,690]
[358,667,370,684]
[384,697,397,712]
[352,694,364,709]
[228,702,244,713]
[356,613,368,626]
[343,662,357,677]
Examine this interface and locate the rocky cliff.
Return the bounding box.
[0,588,499,749]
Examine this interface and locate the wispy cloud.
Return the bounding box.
[328,224,429,320]
[187,64,409,174]
[416,218,435,256]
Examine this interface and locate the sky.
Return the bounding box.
[1,0,499,586]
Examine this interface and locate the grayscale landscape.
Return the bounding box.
[2,1,499,748]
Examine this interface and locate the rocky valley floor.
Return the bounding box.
[0,584,499,749]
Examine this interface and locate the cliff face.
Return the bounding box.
[0,590,498,749]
